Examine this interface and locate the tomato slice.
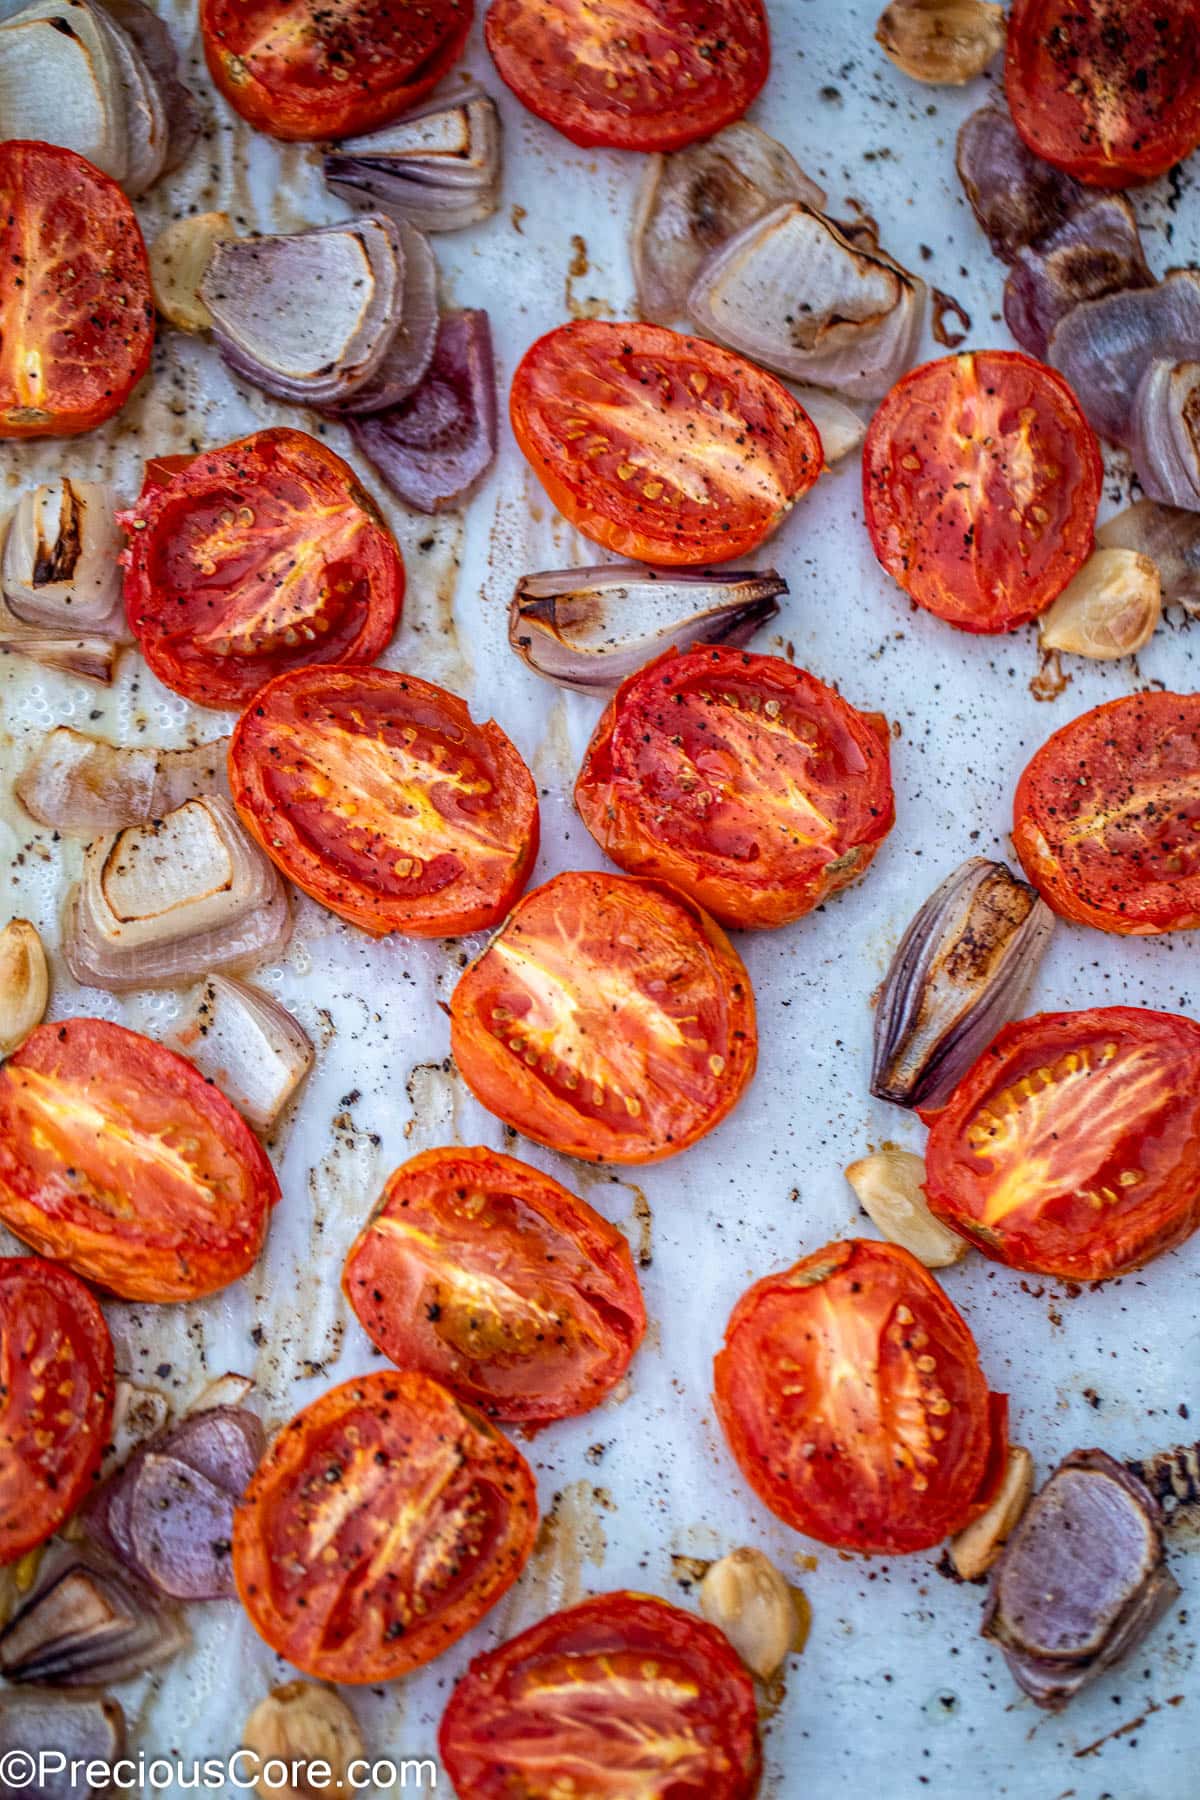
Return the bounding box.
[1013,691,1200,936]
[575,646,896,930]
[484,0,770,152]
[122,430,404,709]
[925,1006,1200,1281]
[232,1369,537,1683]
[343,1147,646,1425]
[229,667,539,937]
[450,870,757,1164]
[0,1020,280,1303]
[201,0,474,141]
[511,321,822,567]
[713,1239,999,1554]
[0,141,153,440]
[1006,0,1200,188]
[863,351,1101,633]
[439,1591,762,1798]
[0,1256,114,1564]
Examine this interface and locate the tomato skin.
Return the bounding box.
[229,666,539,938]
[0,1257,114,1564]
[342,1146,646,1425]
[1013,691,1200,936]
[925,1007,1200,1282]
[450,870,757,1164]
[511,321,822,567]
[863,351,1101,633]
[201,0,474,142]
[122,430,404,709]
[233,1370,537,1683]
[575,646,896,930]
[0,142,153,440]
[1006,0,1200,188]
[0,1020,280,1303]
[485,0,770,152]
[714,1239,998,1554]
[439,1591,762,1799]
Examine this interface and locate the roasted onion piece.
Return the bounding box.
[983,1450,1179,1710]
[633,122,825,325]
[688,202,925,400]
[64,796,291,993]
[1131,359,1200,510]
[1004,197,1151,361]
[956,106,1085,264]
[1098,501,1200,613]
[322,220,438,415]
[16,727,229,833]
[1,479,128,679]
[0,1692,125,1798]
[872,858,1055,1111]
[0,1542,188,1687]
[876,0,1005,86]
[1048,270,1200,448]
[351,309,497,513]
[101,0,199,175]
[169,974,314,1131]
[510,566,786,693]
[0,0,131,185]
[325,90,501,234]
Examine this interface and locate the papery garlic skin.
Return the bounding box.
[877,0,1006,86]
[699,1548,800,1681]
[243,1683,364,1800]
[1039,547,1161,659]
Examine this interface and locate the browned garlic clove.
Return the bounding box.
[0,920,49,1058]
[1039,547,1161,659]
[243,1683,365,1800]
[876,0,1006,85]
[845,1149,968,1267]
[698,1548,802,1681]
[150,211,235,331]
[951,1446,1035,1580]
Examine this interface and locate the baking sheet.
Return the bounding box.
[1,2,1198,1793]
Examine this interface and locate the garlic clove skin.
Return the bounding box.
[0,920,49,1058]
[846,1149,969,1268]
[877,0,1006,86]
[951,1446,1034,1581]
[150,211,235,332]
[1039,547,1162,659]
[243,1682,365,1800]
[698,1547,800,1681]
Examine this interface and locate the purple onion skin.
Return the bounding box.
[1003,198,1152,360]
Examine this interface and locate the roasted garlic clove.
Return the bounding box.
[951,1446,1035,1580]
[243,1682,365,1800]
[1039,546,1162,659]
[150,211,236,332]
[845,1149,968,1268]
[0,920,49,1057]
[877,0,1006,86]
[698,1547,801,1681]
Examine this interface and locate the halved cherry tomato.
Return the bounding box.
[0,1257,114,1564]
[0,1020,280,1303]
[924,1007,1200,1281]
[343,1146,646,1424]
[575,646,895,930]
[1006,0,1200,188]
[232,1369,537,1683]
[863,351,1101,633]
[714,1239,1002,1554]
[0,142,153,440]
[485,0,770,152]
[511,321,822,567]
[450,870,757,1164]
[122,430,404,709]
[439,1591,762,1798]
[201,0,474,142]
[1012,691,1200,936]
[229,667,539,937]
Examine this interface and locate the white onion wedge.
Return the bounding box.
[168,975,313,1131]
[0,0,128,183]
[16,728,229,834]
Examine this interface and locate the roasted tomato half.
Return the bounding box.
[485,0,770,152]
[0,141,153,440]
[450,870,757,1164]
[229,666,539,937]
[201,0,474,141]
[1006,0,1200,188]
[0,1257,114,1564]
[122,430,404,709]
[343,1146,646,1425]
[575,646,896,930]
[511,321,822,567]
[233,1370,537,1683]
[924,1007,1200,1282]
[1013,691,1200,935]
[863,351,1102,633]
[0,1020,280,1303]
[714,1239,1004,1554]
[439,1590,762,1798]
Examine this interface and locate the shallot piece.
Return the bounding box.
[325,90,502,234]
[0,1542,188,1686]
[2,478,127,664]
[983,1449,1179,1710]
[876,0,1005,85]
[0,1693,125,1800]
[1098,501,1200,613]
[0,919,49,1058]
[1003,197,1152,361]
[0,0,131,185]
[322,220,439,415]
[1039,547,1161,659]
[16,727,229,833]
[1127,1439,1200,1519]
[1131,358,1200,509]
[150,211,236,332]
[168,974,314,1131]
[632,123,825,325]
[100,0,200,175]
[956,106,1085,263]
[688,202,925,400]
[103,1380,170,1476]
[64,796,291,992]
[510,566,786,693]
[351,310,497,513]
[1047,270,1200,447]
[872,858,1055,1111]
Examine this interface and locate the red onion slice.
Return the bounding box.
[350,309,497,514]
[1048,270,1200,447]
[323,221,439,415]
[99,0,199,174]
[1131,358,1200,510]
[956,105,1085,265]
[1003,197,1151,361]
